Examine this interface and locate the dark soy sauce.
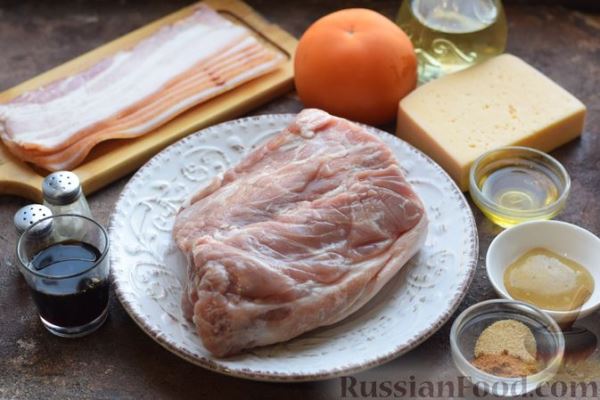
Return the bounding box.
[29,241,109,327]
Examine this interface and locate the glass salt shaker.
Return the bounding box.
[14,204,54,236]
[42,171,92,239]
[42,171,92,218]
[14,204,55,253]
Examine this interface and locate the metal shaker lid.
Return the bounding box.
[14,204,53,235]
[42,171,82,205]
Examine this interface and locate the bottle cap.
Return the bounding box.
[14,204,53,236]
[42,171,82,206]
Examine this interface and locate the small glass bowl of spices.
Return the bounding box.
[450,299,564,397]
[469,146,570,228]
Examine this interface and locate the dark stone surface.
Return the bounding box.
[0,1,598,399]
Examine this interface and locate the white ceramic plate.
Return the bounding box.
[109,114,478,381]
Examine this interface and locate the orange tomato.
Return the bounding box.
[294,8,417,125]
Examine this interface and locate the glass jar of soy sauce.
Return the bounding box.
[17,214,110,338]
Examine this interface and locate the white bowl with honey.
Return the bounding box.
[486,220,600,324]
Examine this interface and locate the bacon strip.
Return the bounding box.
[0,4,284,170]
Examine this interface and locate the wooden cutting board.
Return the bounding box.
[0,0,296,202]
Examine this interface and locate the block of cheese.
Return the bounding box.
[396,54,586,191]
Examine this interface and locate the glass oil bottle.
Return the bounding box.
[396,0,507,84]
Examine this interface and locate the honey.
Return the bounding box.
[396,0,507,84]
[504,248,594,312]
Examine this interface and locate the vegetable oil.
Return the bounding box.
[504,248,594,312]
[396,0,507,84]
[481,165,559,211]
[475,162,564,227]
[470,147,570,228]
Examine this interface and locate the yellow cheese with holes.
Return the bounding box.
[396,54,586,191]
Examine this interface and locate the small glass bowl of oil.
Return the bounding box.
[469,146,570,228]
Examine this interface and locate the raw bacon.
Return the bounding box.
[0,4,284,170]
[173,109,428,357]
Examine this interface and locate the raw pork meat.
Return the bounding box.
[173,109,428,357]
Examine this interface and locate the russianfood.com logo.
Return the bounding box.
[339,376,600,398]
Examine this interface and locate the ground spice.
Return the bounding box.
[472,319,540,377]
[472,353,539,378]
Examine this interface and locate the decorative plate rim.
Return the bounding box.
[108,113,478,382]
